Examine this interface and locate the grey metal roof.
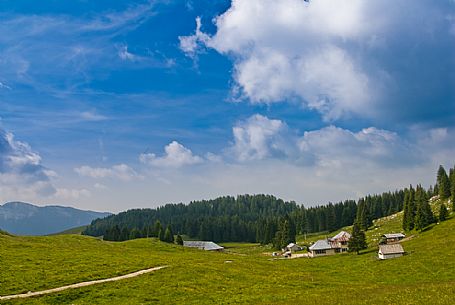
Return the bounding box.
[183,241,224,251]
[379,244,405,255]
[383,233,405,239]
[330,231,351,241]
[309,239,332,251]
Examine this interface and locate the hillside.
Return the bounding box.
[0,202,111,236]
[1,211,454,304]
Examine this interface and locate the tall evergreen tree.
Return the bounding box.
[176,234,184,245]
[158,227,165,241]
[449,167,455,211]
[348,222,367,254]
[414,185,434,231]
[356,199,370,231]
[153,220,163,238]
[273,216,295,250]
[437,165,451,200]
[129,228,142,239]
[403,186,416,231]
[164,225,174,243]
[402,189,411,231]
[439,203,448,222]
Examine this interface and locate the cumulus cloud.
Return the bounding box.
[179,17,210,58]
[298,126,418,169]
[139,141,203,168]
[54,188,91,200]
[74,164,141,181]
[229,114,294,161]
[226,114,421,167]
[181,0,455,123]
[0,129,57,200]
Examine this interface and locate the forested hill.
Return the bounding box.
[82,191,406,244]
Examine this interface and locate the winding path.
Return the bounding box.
[0,266,168,301]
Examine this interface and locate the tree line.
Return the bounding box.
[82,165,454,247]
[82,190,405,247]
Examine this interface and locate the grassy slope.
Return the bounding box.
[1,214,454,304]
[49,225,87,236]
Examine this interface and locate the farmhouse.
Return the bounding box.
[382,233,405,244]
[308,239,335,257]
[378,243,405,260]
[329,231,351,252]
[309,231,351,257]
[183,241,224,251]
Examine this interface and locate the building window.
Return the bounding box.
[315,249,326,254]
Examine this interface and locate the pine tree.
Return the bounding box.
[272,216,295,250]
[153,220,163,238]
[164,225,174,243]
[176,234,184,245]
[402,189,410,231]
[449,167,455,211]
[403,186,416,231]
[356,199,370,231]
[348,222,367,254]
[129,228,142,239]
[439,203,448,222]
[158,227,165,241]
[414,185,434,231]
[326,203,337,232]
[437,165,451,200]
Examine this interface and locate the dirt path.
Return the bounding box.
[0,266,168,301]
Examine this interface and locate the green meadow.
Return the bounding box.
[1,212,454,304]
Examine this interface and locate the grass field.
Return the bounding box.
[1,212,454,304]
[49,226,87,236]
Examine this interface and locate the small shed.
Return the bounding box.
[378,244,405,260]
[382,233,406,244]
[308,239,334,257]
[284,242,301,253]
[183,241,224,251]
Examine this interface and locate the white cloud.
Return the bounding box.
[0,81,11,90]
[118,45,138,61]
[229,114,294,161]
[298,126,417,169]
[139,141,203,168]
[94,183,108,190]
[182,0,454,122]
[0,129,57,201]
[54,188,91,200]
[79,111,107,121]
[179,17,210,58]
[74,164,141,181]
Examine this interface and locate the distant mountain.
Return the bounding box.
[0,202,111,236]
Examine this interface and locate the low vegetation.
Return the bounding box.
[1,211,454,304]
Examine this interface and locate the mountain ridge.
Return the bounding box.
[0,201,111,236]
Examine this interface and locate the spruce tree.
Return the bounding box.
[348,222,367,254]
[158,227,165,241]
[439,203,448,222]
[153,220,162,238]
[437,165,451,200]
[402,190,410,231]
[356,199,369,231]
[403,186,416,231]
[129,228,142,240]
[176,234,184,245]
[414,185,434,231]
[450,167,455,211]
[164,225,174,243]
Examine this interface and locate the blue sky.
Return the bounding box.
[0,0,454,212]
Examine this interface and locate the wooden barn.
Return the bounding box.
[378,244,405,260]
